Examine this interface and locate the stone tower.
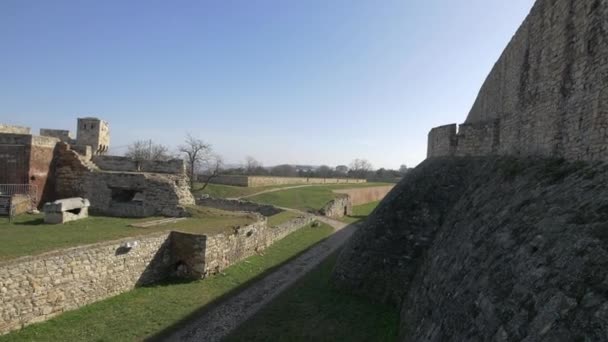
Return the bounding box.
[76,117,110,155]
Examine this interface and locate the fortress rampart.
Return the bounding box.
[429,0,608,161]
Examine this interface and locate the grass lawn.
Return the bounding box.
[341,201,381,224]
[248,183,391,212]
[267,210,302,227]
[192,183,302,199]
[0,206,255,262]
[225,251,399,342]
[0,223,335,342]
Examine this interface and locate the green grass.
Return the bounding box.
[341,201,381,224]
[192,183,303,199]
[267,210,302,227]
[0,223,335,342]
[226,252,399,342]
[248,183,390,212]
[0,207,255,261]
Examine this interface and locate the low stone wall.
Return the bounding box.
[91,155,186,174]
[320,195,352,218]
[209,175,366,187]
[333,185,394,206]
[196,197,283,217]
[173,215,315,278]
[0,213,315,335]
[0,232,172,334]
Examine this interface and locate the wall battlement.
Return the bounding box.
[428,0,608,161]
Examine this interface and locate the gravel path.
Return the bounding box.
[162,215,355,342]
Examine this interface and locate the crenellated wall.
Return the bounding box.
[428,0,608,161]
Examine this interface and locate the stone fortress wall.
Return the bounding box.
[0,208,315,335]
[428,0,608,161]
[91,155,186,174]
[210,175,366,187]
[0,125,31,135]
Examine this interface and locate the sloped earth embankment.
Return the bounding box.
[333,157,608,341]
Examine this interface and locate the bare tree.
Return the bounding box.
[179,134,213,190]
[245,156,262,175]
[349,158,373,179]
[125,140,172,161]
[198,154,224,192]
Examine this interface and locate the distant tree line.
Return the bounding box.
[124,139,412,188]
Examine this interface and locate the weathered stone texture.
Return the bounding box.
[0,213,315,334]
[320,195,352,218]
[0,124,30,135]
[91,155,186,174]
[39,129,72,143]
[55,144,194,218]
[0,232,172,334]
[429,0,608,161]
[209,175,366,187]
[334,157,608,341]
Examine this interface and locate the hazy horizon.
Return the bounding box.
[1,0,535,169]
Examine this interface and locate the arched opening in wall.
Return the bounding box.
[344,206,348,216]
[67,208,82,215]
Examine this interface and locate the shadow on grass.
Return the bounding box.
[12,218,45,225]
[144,223,360,342]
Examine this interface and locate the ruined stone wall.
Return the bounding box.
[55,145,195,217]
[320,195,352,218]
[28,136,59,206]
[173,215,315,278]
[81,172,194,217]
[428,0,608,161]
[0,232,172,334]
[91,155,185,174]
[0,125,30,135]
[196,197,283,217]
[333,185,394,206]
[209,175,366,187]
[39,129,72,143]
[0,213,315,334]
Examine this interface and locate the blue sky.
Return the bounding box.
[1,0,534,169]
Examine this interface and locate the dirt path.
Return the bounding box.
[163,215,354,342]
[232,184,313,200]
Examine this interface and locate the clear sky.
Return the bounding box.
[1,0,535,169]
